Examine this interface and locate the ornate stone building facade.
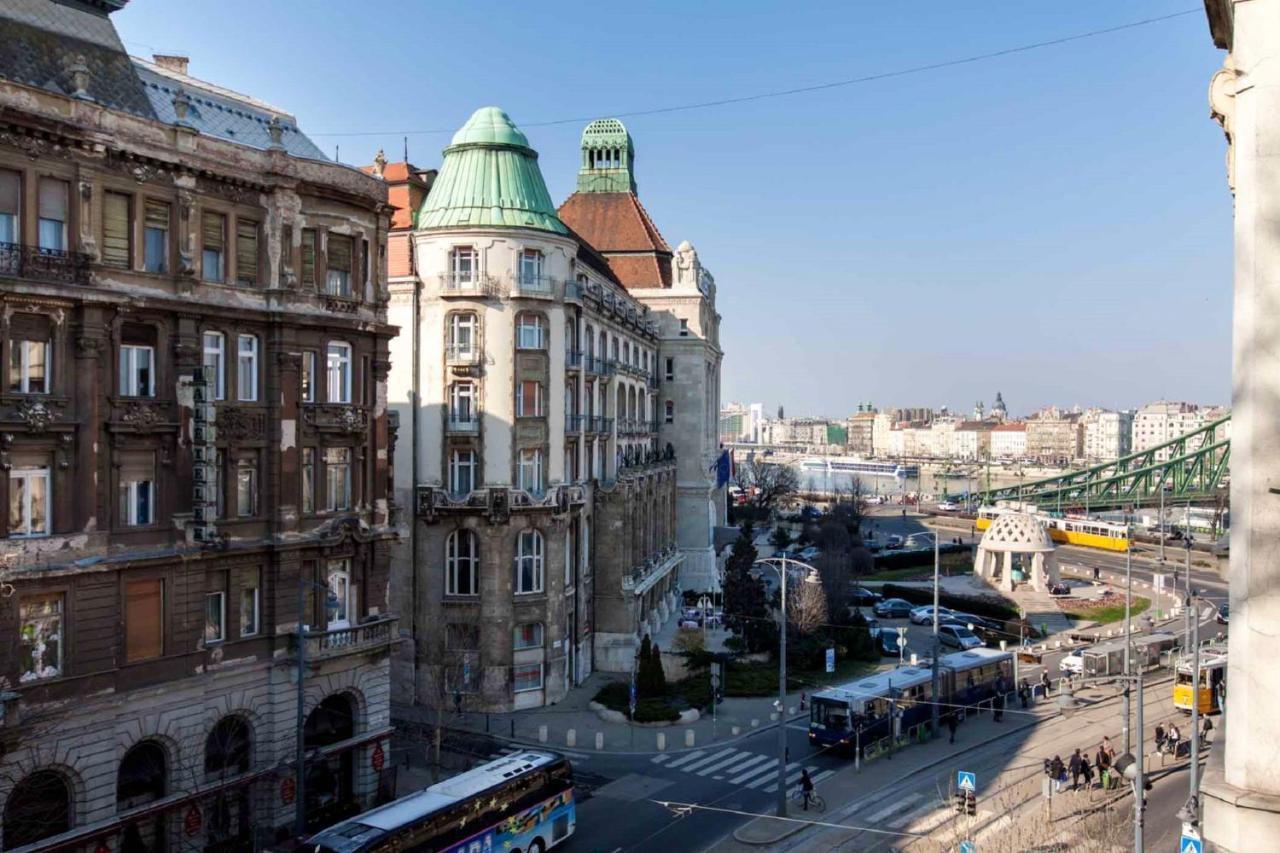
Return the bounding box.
[385,109,680,711]
[0,2,397,849]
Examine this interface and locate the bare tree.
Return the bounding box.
[736,458,799,512]
[788,577,828,636]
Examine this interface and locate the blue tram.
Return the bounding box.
[808,648,1012,752]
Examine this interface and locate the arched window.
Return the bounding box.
[446,530,478,596]
[514,529,544,594]
[584,324,595,358]
[205,716,252,777]
[516,313,545,350]
[623,341,630,366]
[4,770,71,848]
[118,740,167,811]
[597,330,606,361]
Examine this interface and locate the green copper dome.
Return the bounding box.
[417,107,567,234]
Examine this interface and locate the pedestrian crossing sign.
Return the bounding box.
[1180,829,1202,853]
[957,770,976,793]
[959,841,976,853]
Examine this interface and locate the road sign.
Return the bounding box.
[825,648,835,673]
[1180,828,1202,853]
[957,770,977,793]
[959,841,976,853]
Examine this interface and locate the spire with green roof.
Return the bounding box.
[416,107,567,234]
[577,118,636,194]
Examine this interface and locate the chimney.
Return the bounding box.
[153,55,189,76]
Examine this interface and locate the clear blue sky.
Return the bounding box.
[115,1,1232,420]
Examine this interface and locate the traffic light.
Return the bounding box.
[965,791,977,816]
[953,791,966,814]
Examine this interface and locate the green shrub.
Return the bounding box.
[593,682,630,712]
[633,698,681,723]
[881,583,1018,621]
[873,545,972,571]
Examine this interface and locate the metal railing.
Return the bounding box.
[447,416,480,433]
[586,356,615,377]
[439,272,495,295]
[445,344,481,364]
[592,416,614,434]
[0,241,92,284]
[622,544,681,591]
[296,615,397,660]
[647,374,660,390]
[565,415,584,433]
[565,349,583,368]
[511,274,556,297]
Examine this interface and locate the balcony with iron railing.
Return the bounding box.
[565,349,583,370]
[621,544,682,593]
[445,344,482,366]
[565,414,584,433]
[447,414,480,433]
[0,242,92,285]
[294,615,397,662]
[647,374,660,390]
[439,271,497,296]
[592,416,614,434]
[511,273,556,298]
[586,356,616,378]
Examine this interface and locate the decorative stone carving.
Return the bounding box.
[302,404,368,436]
[1209,56,1237,192]
[218,407,266,442]
[75,336,103,359]
[200,179,255,205]
[13,399,58,432]
[0,132,68,161]
[372,149,387,178]
[119,402,164,431]
[268,116,284,149]
[172,88,192,124]
[672,240,698,288]
[64,55,90,99]
[275,350,302,371]
[371,359,392,381]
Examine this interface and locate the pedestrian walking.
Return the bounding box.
[1019,679,1030,709]
[1167,723,1182,758]
[994,691,1005,722]
[1096,745,1112,790]
[1081,753,1094,790]
[1040,670,1051,700]
[947,712,958,745]
[1069,748,1083,791]
[1050,755,1066,793]
[1093,565,1101,581]
[799,768,815,811]
[1155,723,1166,754]
[1202,715,1214,743]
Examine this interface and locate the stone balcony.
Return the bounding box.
[294,615,397,663]
[622,544,682,595]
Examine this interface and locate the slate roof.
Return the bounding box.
[132,58,327,159]
[557,191,673,289]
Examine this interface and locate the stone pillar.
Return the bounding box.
[1002,552,1014,591]
[1202,3,1280,848]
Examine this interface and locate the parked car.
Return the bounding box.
[878,630,905,657]
[1048,582,1071,597]
[865,495,886,505]
[1059,648,1085,676]
[885,535,905,550]
[937,500,960,512]
[938,625,984,650]
[909,605,955,625]
[944,612,1002,634]
[850,586,883,607]
[874,598,915,619]
[1216,603,1229,624]
[798,546,822,562]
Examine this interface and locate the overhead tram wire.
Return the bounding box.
[308,8,1201,139]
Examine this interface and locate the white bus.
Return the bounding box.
[305,751,575,853]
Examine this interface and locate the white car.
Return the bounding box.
[865,495,886,505]
[909,605,954,625]
[1059,648,1084,676]
[937,500,960,511]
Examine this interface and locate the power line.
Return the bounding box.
[310,8,1200,139]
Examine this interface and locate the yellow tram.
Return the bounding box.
[975,506,1130,552]
[1173,645,1227,715]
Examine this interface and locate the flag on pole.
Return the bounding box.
[712,447,732,488]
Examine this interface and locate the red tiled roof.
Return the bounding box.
[993,423,1026,432]
[558,191,672,289]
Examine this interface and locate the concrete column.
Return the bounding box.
[1202,5,1280,848]
[1002,552,1014,591]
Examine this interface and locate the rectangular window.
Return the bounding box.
[517,380,543,417]
[518,249,543,284]
[679,318,689,335]
[37,178,68,252]
[204,590,226,644]
[19,593,63,682]
[240,573,260,637]
[518,449,544,495]
[9,466,50,538]
[665,400,674,424]
[125,578,163,662]
[119,478,154,526]
[0,169,19,245]
[326,234,352,297]
[516,314,545,349]
[514,622,543,650]
[665,357,674,381]
[212,448,224,520]
[301,447,315,514]
[202,332,225,400]
[301,350,316,403]
[325,447,352,511]
[119,344,155,397]
[143,200,169,273]
[449,382,475,425]
[300,228,317,288]
[237,334,258,401]
[327,560,353,628]
[326,342,351,404]
[235,219,259,286]
[8,339,50,394]
[236,456,257,517]
[102,191,132,268]
[449,449,475,497]
[448,313,476,359]
[513,663,543,692]
[202,211,225,282]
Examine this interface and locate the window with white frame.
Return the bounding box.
[665,357,674,381]
[19,593,63,682]
[235,456,257,517]
[236,335,258,401]
[326,341,351,404]
[9,467,49,538]
[325,234,353,297]
[665,400,674,424]
[516,380,543,417]
[450,246,477,282]
[326,560,353,629]
[518,449,543,496]
[448,313,476,359]
[516,313,545,350]
[514,622,543,650]
[446,529,478,596]
[204,590,225,644]
[119,344,155,397]
[0,169,19,245]
[301,351,316,403]
[513,663,543,692]
[324,447,352,511]
[240,571,260,637]
[202,332,225,400]
[449,381,476,425]
[37,178,68,252]
[8,339,50,395]
[518,248,543,285]
[118,454,154,526]
[449,449,475,497]
[514,529,544,594]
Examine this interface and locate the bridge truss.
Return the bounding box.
[979,416,1230,512]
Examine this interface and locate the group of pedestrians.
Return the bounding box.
[1154,717,1212,757]
[1045,736,1119,793]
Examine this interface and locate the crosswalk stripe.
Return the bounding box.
[719,752,767,776]
[697,750,754,776]
[763,764,817,794]
[664,750,707,770]
[811,769,835,785]
[650,753,671,764]
[725,754,775,784]
[886,801,936,830]
[867,792,921,824]
[746,761,801,790]
[678,748,737,774]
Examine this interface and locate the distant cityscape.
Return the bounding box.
[719,395,1231,467]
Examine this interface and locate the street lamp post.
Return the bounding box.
[1123,523,1133,756]
[1159,482,1166,562]
[1073,669,1147,852]
[930,530,940,740]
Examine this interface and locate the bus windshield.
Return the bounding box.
[811,698,851,733]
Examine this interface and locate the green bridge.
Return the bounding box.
[979,416,1230,511]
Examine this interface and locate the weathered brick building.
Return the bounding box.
[0,1,397,849]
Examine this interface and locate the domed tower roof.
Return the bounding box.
[416,107,567,234]
[577,118,635,193]
[979,513,1055,553]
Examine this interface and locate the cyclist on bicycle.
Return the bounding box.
[800,768,815,811]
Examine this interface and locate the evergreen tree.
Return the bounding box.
[647,643,668,696]
[722,533,769,652]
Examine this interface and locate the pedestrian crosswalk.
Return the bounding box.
[650,746,835,793]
